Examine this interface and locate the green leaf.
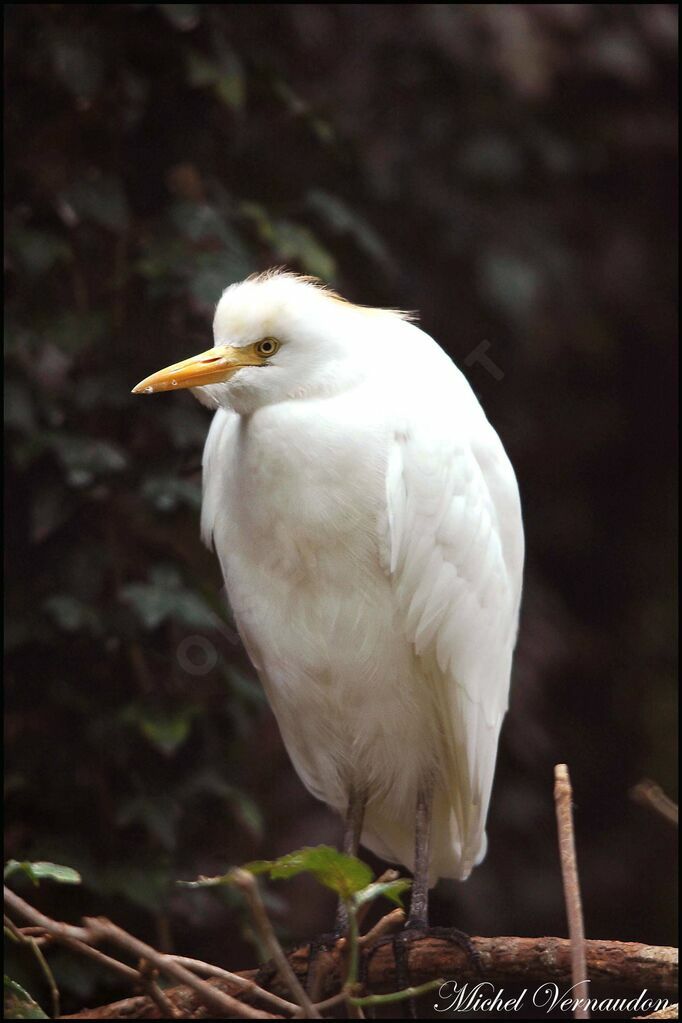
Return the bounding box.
[187,248,255,312]
[116,794,181,849]
[120,704,199,756]
[120,566,221,630]
[4,861,81,886]
[46,432,128,487]
[268,221,336,282]
[141,476,202,513]
[186,50,218,88]
[43,595,101,635]
[169,200,229,244]
[186,48,245,109]
[243,845,374,899]
[3,977,48,1020]
[352,878,412,909]
[306,190,392,269]
[91,863,171,913]
[179,772,264,838]
[180,846,374,898]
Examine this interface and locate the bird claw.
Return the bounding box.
[404,923,483,974]
[362,923,482,1018]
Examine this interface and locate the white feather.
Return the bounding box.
[194,273,523,882]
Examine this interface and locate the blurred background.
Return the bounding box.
[5,4,677,1015]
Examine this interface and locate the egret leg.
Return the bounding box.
[304,786,367,997]
[362,780,480,1017]
[334,784,367,934]
[406,777,434,930]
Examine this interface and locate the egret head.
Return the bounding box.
[132,270,402,414]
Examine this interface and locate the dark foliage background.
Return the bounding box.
[5,4,677,1014]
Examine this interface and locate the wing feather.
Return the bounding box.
[386,407,523,878]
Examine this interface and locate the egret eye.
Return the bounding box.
[256,338,279,357]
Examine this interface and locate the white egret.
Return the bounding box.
[133,269,524,931]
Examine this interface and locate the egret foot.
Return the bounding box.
[363,923,481,1018]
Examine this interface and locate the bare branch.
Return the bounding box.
[5,913,60,1018]
[555,763,590,1019]
[358,908,405,948]
[137,959,183,1019]
[230,868,320,1018]
[636,1006,679,1020]
[83,917,276,1019]
[167,955,298,1015]
[631,779,679,827]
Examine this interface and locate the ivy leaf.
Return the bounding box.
[269,221,336,282]
[186,48,245,109]
[306,190,392,270]
[4,978,48,1020]
[141,476,202,513]
[120,703,200,756]
[180,846,374,899]
[116,794,181,850]
[4,860,81,886]
[46,432,128,487]
[243,845,374,899]
[120,565,221,631]
[43,595,101,635]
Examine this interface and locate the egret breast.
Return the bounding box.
[204,394,435,816]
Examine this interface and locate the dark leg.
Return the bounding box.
[390,778,434,1017]
[406,777,433,930]
[334,784,367,933]
[305,785,367,996]
[367,779,480,1018]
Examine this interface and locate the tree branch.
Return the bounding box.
[60,935,678,1019]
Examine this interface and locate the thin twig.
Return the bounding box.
[167,954,299,1014]
[17,925,140,983]
[554,764,590,1020]
[5,913,60,1018]
[350,977,443,1008]
[5,887,90,943]
[5,887,291,1018]
[359,908,405,948]
[83,917,273,1019]
[137,959,183,1019]
[309,988,350,1014]
[631,780,679,827]
[231,868,320,1018]
[636,1006,679,1020]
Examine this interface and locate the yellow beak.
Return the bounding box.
[131,345,262,394]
